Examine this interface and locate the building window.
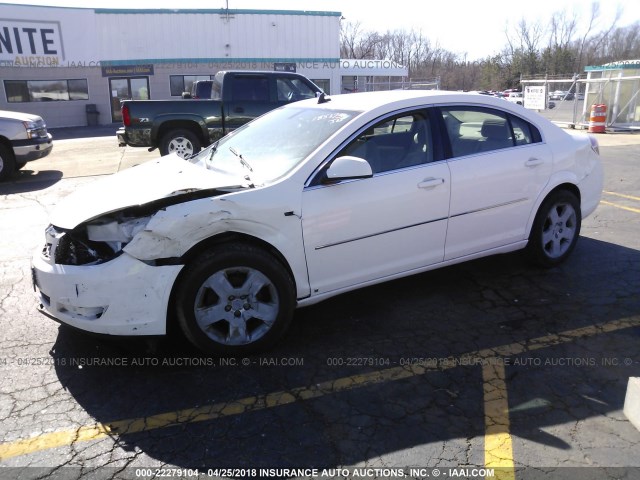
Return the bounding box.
[4,79,89,102]
[169,75,214,96]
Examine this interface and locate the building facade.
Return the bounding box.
[2,4,390,127]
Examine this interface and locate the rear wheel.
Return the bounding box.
[526,190,581,267]
[160,129,201,158]
[0,144,16,181]
[175,243,295,355]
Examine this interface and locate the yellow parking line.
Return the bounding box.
[0,363,440,461]
[600,200,640,214]
[483,360,515,480]
[1,316,639,463]
[603,191,640,202]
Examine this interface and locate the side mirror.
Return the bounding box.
[325,156,373,182]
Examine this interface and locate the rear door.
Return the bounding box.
[438,106,552,260]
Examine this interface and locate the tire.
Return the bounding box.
[175,243,295,355]
[526,190,581,268]
[0,144,16,181]
[159,129,201,159]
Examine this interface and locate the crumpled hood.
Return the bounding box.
[51,155,245,229]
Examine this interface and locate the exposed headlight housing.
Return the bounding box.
[86,216,151,251]
[48,214,152,266]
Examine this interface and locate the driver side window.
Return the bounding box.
[337,111,433,174]
[277,78,317,102]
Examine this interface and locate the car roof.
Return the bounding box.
[283,89,560,140]
[289,89,519,113]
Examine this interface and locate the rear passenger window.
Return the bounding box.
[440,107,541,158]
[510,115,541,145]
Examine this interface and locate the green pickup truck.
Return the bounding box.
[117,70,323,158]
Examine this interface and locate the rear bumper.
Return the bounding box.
[117,127,127,147]
[117,127,152,148]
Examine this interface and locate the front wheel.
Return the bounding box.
[0,144,16,181]
[175,243,295,355]
[160,129,201,159]
[526,190,581,268]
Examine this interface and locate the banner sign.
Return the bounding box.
[0,19,64,66]
[101,64,154,77]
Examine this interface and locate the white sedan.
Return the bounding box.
[32,91,603,354]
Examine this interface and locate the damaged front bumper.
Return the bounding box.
[32,248,183,336]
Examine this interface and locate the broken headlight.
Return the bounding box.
[52,214,152,266]
[85,215,151,253]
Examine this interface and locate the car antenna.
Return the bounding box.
[317,92,331,104]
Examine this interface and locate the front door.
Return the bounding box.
[302,110,451,296]
[109,77,149,122]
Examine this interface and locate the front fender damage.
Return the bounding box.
[53,189,238,266]
[124,206,232,260]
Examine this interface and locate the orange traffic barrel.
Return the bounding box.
[588,104,607,133]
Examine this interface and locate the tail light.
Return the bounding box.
[588,134,600,155]
[122,104,131,127]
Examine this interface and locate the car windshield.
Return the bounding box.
[190,106,359,185]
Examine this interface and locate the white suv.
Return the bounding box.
[505,92,524,105]
[0,110,53,181]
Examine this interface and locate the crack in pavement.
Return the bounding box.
[1,315,639,463]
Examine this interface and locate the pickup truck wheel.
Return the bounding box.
[175,243,295,355]
[160,129,201,159]
[0,145,16,181]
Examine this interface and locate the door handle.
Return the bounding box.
[234,107,245,113]
[418,177,445,189]
[525,157,544,167]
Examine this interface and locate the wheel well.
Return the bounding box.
[527,183,581,241]
[165,232,296,336]
[547,183,581,204]
[0,137,15,158]
[157,121,204,145]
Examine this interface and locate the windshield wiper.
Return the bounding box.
[206,142,218,164]
[229,147,255,187]
[229,147,253,172]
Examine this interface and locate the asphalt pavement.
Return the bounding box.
[0,128,639,479]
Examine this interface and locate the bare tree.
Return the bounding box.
[339,7,638,92]
[576,2,621,69]
[340,21,383,59]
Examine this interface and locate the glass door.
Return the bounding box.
[109,77,150,122]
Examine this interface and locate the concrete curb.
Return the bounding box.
[623,377,640,431]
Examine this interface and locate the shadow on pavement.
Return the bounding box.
[50,237,640,469]
[49,123,120,140]
[0,169,63,193]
